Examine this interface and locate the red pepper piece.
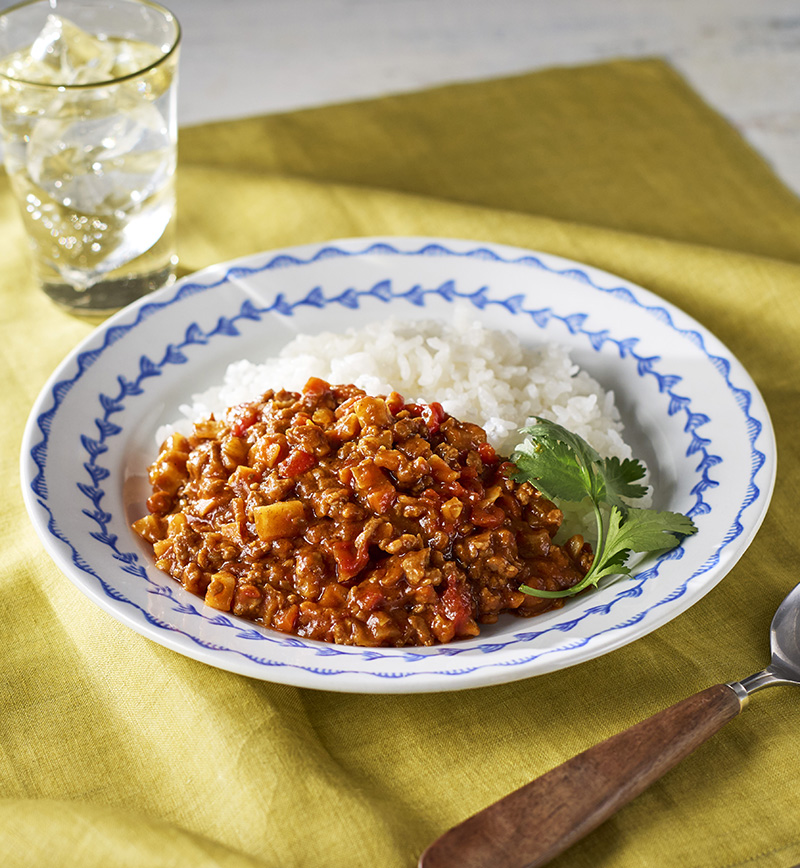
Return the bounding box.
[278,449,317,478]
[422,401,446,433]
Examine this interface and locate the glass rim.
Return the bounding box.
[0,0,181,90]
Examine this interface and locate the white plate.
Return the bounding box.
[21,237,776,693]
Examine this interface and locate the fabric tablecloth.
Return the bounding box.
[3,58,800,868]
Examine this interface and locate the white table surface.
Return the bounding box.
[1,0,798,195]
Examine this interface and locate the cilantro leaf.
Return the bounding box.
[598,456,649,513]
[511,418,603,504]
[510,435,591,503]
[604,505,698,554]
[511,418,698,599]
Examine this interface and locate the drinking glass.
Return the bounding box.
[0,0,180,315]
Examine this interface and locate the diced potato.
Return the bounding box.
[441,497,463,524]
[428,454,459,483]
[221,435,249,469]
[194,418,224,439]
[204,571,236,611]
[251,436,285,468]
[153,432,189,458]
[253,501,306,541]
[479,485,502,506]
[148,455,188,494]
[166,512,188,535]
[131,513,166,543]
[354,396,392,428]
[153,539,172,558]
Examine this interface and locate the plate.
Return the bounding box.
[20,237,776,693]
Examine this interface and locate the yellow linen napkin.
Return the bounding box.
[4,58,800,868]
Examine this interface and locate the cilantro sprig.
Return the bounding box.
[510,418,697,598]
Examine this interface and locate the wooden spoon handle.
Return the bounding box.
[419,683,743,868]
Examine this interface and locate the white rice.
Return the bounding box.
[159,307,633,463]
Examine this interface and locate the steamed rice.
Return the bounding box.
[160,308,631,462]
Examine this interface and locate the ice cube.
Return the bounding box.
[50,193,173,288]
[0,15,166,87]
[28,15,116,85]
[27,103,173,215]
[110,38,163,79]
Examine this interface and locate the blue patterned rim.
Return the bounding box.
[27,240,769,682]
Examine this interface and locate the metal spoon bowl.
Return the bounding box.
[419,581,800,868]
[731,579,800,698]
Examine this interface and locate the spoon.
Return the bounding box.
[418,580,800,868]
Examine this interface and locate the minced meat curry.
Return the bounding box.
[132,378,593,647]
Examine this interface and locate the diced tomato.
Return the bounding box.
[441,572,474,632]
[385,391,405,416]
[421,402,445,433]
[498,460,518,478]
[229,404,259,437]
[459,466,478,482]
[272,604,299,633]
[331,541,370,581]
[278,449,317,478]
[356,585,385,612]
[477,442,498,464]
[368,486,396,514]
[455,472,483,499]
[403,401,446,433]
[440,479,467,499]
[350,462,397,513]
[470,503,505,528]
